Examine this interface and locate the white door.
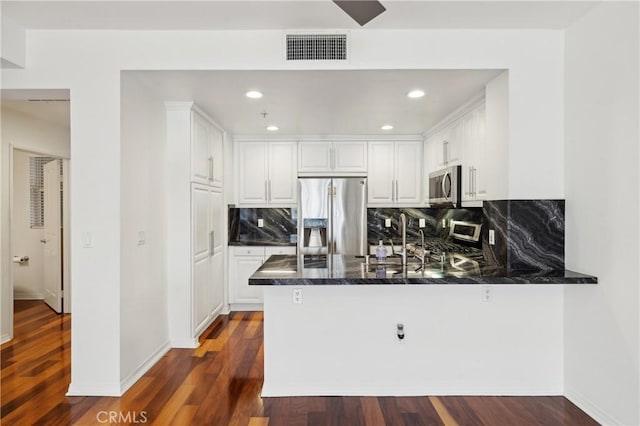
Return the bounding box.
[333,142,368,173]
[209,189,224,315]
[191,111,212,185]
[237,142,268,204]
[367,142,394,204]
[268,142,297,205]
[210,124,224,188]
[395,141,422,205]
[298,142,332,173]
[42,160,62,313]
[192,184,211,334]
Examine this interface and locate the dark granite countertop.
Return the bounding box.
[249,255,598,285]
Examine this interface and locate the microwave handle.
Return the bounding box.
[442,172,450,201]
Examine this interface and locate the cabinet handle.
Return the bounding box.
[330,147,335,170]
[472,167,477,197]
[208,156,214,181]
[395,180,399,202]
[210,230,215,255]
[264,180,268,202]
[268,180,272,202]
[468,166,473,196]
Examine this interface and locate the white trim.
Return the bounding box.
[564,388,622,426]
[66,383,123,397]
[423,92,486,139]
[170,338,199,349]
[119,341,171,396]
[233,134,424,143]
[14,292,44,300]
[0,333,10,344]
[229,303,264,312]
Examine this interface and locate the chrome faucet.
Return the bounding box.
[418,229,425,250]
[400,213,407,267]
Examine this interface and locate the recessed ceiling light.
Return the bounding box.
[266,125,279,131]
[246,91,263,99]
[407,90,425,99]
[381,124,394,130]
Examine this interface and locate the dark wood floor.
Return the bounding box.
[1,300,599,425]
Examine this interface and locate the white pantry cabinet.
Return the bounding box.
[192,184,224,335]
[165,102,226,348]
[190,106,224,187]
[298,141,367,175]
[237,141,297,206]
[368,141,422,206]
[229,246,296,308]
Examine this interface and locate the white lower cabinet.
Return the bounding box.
[191,184,225,337]
[229,246,296,308]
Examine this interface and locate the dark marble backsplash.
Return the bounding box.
[483,200,564,271]
[228,207,297,246]
[367,207,483,248]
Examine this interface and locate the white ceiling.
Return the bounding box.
[2,1,600,30]
[129,69,503,135]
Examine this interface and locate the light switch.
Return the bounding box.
[385,218,392,228]
[137,231,146,245]
[258,219,264,228]
[419,219,426,228]
[442,219,447,228]
[82,232,92,248]
[293,288,303,304]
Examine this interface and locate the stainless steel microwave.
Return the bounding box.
[428,165,462,207]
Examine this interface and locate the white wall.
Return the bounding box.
[264,285,564,396]
[119,74,170,389]
[564,3,639,425]
[1,105,70,342]
[485,71,509,201]
[12,150,44,299]
[1,28,566,394]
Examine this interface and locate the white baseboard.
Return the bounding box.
[66,382,123,397]
[565,388,622,425]
[0,333,11,345]
[14,292,44,300]
[119,341,171,395]
[171,338,199,348]
[229,303,263,312]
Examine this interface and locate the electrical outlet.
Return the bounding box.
[482,285,492,302]
[293,288,303,304]
[442,219,447,228]
[137,231,146,245]
[258,219,264,228]
[385,218,392,228]
[489,229,495,245]
[419,219,426,228]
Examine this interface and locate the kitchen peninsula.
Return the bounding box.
[252,254,596,397]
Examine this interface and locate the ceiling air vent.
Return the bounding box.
[286,34,348,61]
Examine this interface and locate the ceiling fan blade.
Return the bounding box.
[333,1,386,26]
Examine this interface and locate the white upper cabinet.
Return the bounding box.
[298,141,367,175]
[368,141,422,206]
[190,107,224,187]
[237,141,297,206]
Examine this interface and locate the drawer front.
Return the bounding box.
[233,247,266,257]
[265,246,297,256]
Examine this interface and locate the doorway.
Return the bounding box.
[11,150,69,313]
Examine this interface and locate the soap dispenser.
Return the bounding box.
[375,240,387,262]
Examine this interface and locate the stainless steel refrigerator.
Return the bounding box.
[297,177,367,256]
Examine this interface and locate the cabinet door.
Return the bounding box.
[471,105,488,200]
[210,124,224,188]
[333,142,368,173]
[191,111,212,185]
[210,189,223,252]
[210,250,224,316]
[395,142,422,205]
[446,120,462,165]
[460,113,476,202]
[192,184,212,333]
[367,142,394,204]
[268,142,297,205]
[424,136,439,202]
[231,255,265,304]
[238,142,268,204]
[298,142,332,173]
